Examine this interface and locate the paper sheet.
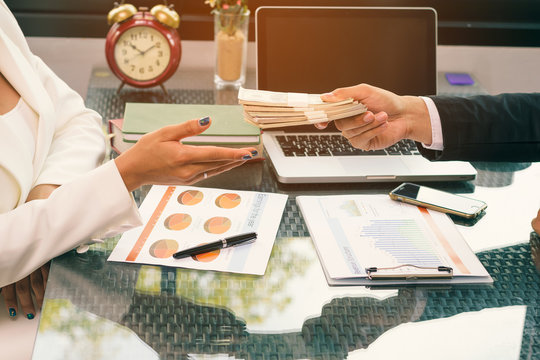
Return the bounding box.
[108,185,287,275]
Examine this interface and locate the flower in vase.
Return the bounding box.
[206,0,249,35]
[205,0,247,14]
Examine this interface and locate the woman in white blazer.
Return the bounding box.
[0,1,257,319]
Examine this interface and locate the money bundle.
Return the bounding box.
[238,87,367,129]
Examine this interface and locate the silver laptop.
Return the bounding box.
[255,6,477,183]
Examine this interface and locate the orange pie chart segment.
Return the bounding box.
[149,239,179,258]
[164,213,192,231]
[192,248,220,262]
[203,216,232,234]
[215,193,241,209]
[178,190,204,206]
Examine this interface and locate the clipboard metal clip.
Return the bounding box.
[365,264,453,280]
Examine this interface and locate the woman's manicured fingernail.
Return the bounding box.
[242,154,253,160]
[199,116,210,126]
[250,150,258,156]
[27,313,34,320]
[9,308,16,317]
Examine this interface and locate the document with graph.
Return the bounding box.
[297,194,492,285]
[109,185,287,275]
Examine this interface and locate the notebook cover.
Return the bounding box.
[108,118,133,154]
[109,117,263,155]
[122,103,261,144]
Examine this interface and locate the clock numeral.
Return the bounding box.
[158,51,163,57]
[122,49,127,55]
[156,59,161,67]
[123,59,129,65]
[148,65,154,73]
[130,65,135,72]
[156,42,161,48]
[139,67,145,74]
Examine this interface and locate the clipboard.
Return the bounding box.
[365,265,453,280]
[296,194,493,287]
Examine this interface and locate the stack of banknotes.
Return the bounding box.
[238,87,367,129]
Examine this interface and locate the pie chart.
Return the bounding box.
[178,190,203,206]
[149,239,179,258]
[203,216,232,234]
[215,193,241,209]
[164,213,192,231]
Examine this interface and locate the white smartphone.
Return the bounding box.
[389,182,487,219]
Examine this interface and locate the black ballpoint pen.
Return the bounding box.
[172,232,258,259]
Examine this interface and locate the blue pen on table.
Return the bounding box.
[172,232,258,259]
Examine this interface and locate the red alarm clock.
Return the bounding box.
[105,2,181,93]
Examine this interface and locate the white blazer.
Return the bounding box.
[0,1,141,287]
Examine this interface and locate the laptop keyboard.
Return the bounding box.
[275,134,420,157]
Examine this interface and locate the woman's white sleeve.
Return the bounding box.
[0,160,142,287]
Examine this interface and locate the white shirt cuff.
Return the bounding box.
[420,96,444,151]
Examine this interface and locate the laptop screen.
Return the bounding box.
[256,7,437,96]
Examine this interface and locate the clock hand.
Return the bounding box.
[141,44,156,55]
[128,42,144,55]
[126,44,155,64]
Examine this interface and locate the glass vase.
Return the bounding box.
[213,9,250,89]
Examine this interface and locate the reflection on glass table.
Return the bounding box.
[33,224,539,360]
[348,305,527,359]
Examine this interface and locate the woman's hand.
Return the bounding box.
[316,83,433,150]
[2,265,49,319]
[1,184,58,319]
[115,117,258,192]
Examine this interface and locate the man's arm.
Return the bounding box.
[421,93,540,162]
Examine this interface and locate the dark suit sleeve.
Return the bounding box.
[417,93,540,162]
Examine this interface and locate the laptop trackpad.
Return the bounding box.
[337,157,410,175]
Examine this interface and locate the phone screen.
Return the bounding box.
[390,183,487,217]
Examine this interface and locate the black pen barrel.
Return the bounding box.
[172,232,258,259]
[173,242,222,259]
[227,232,257,246]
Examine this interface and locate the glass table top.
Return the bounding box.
[31,69,539,360]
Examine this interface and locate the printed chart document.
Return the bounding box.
[297,194,492,286]
[109,185,288,275]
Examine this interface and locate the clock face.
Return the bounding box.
[113,25,172,81]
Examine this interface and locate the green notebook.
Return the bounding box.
[122,103,261,144]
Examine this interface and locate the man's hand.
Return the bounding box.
[316,83,433,150]
[532,208,540,234]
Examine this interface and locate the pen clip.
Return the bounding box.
[224,232,258,248]
[229,237,256,247]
